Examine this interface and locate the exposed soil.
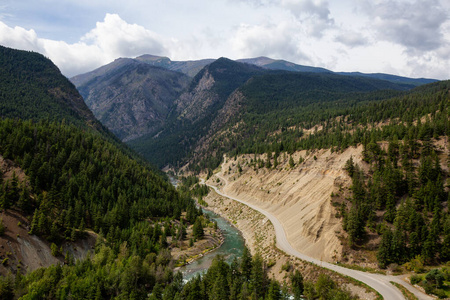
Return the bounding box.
[0,209,96,275]
[203,186,377,299]
[208,146,366,263]
[0,155,28,184]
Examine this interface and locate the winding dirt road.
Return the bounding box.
[202,175,433,300]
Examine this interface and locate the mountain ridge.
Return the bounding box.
[0,45,103,131]
[75,59,190,141]
[70,53,440,169]
[72,54,438,85]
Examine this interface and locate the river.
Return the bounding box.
[168,176,246,281]
[180,208,246,281]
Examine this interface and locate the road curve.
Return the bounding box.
[202,176,406,300]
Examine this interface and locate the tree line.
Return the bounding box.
[190,79,448,174]
[342,136,449,268]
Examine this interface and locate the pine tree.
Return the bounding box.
[377,228,393,268]
[211,272,229,300]
[193,217,204,240]
[241,246,252,281]
[273,152,279,168]
[291,269,304,300]
[266,279,281,300]
[29,209,39,235]
[289,155,295,168]
[17,185,31,213]
[344,156,355,178]
[250,253,266,299]
[315,274,336,300]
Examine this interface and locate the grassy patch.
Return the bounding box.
[336,262,386,275]
[390,282,418,300]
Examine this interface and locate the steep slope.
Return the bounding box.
[129,58,266,168]
[72,59,190,141]
[210,148,361,262]
[188,71,417,171]
[203,80,449,272]
[0,46,196,282]
[71,53,437,171]
[0,45,103,131]
[172,57,265,122]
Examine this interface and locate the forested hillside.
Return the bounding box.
[196,77,449,272]
[129,58,266,168]
[188,73,438,172]
[71,53,436,171]
[342,135,449,268]
[131,60,418,169]
[0,46,203,298]
[0,46,103,132]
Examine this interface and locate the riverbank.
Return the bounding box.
[203,185,379,300]
[171,218,223,268]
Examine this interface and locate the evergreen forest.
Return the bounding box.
[0,44,449,299]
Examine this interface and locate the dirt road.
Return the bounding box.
[203,175,433,300]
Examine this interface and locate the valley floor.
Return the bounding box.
[201,181,378,300]
[201,148,436,300]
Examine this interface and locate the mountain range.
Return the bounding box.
[70,54,437,168]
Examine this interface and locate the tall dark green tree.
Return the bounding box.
[193,217,204,240]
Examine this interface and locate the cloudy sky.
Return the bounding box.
[1,0,449,79]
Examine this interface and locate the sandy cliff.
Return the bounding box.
[210,146,364,263]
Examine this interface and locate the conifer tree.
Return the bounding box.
[250,253,266,299]
[241,246,252,281]
[291,269,304,300]
[193,217,204,240]
[289,155,295,168]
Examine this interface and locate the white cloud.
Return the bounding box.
[0,2,449,80]
[0,13,167,77]
[335,30,369,47]
[81,13,166,59]
[230,19,311,63]
[281,0,334,37]
[0,21,41,52]
[362,0,448,52]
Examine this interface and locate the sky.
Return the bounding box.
[0,0,449,79]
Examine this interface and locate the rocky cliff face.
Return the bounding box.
[74,60,190,141]
[174,69,218,123]
[171,58,264,125]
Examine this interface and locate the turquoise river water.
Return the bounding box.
[179,208,246,281]
[169,176,245,280]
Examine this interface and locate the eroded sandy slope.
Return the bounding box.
[209,146,364,262]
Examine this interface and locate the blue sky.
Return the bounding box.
[0,0,449,79]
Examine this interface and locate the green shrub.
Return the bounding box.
[433,289,447,299]
[281,261,291,272]
[410,274,422,285]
